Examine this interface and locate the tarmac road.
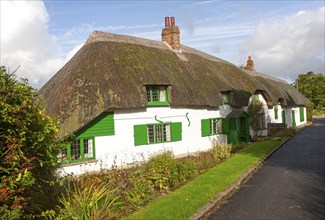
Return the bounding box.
[208,116,325,220]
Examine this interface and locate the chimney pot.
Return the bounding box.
[171,17,175,26]
[246,55,255,71]
[165,17,170,27]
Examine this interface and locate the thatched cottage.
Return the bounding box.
[40,17,308,175]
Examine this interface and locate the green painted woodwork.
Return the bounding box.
[134,122,182,146]
[134,124,148,146]
[147,101,170,107]
[59,137,95,164]
[225,111,250,144]
[75,112,115,138]
[146,86,169,106]
[171,122,182,142]
[221,118,229,134]
[228,130,239,144]
[274,105,278,120]
[201,118,222,137]
[282,110,286,124]
[300,107,304,122]
[228,118,238,144]
[201,119,210,137]
[292,110,296,128]
[59,112,114,164]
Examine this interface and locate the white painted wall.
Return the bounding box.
[285,106,307,128]
[56,104,308,176]
[57,107,227,176]
[247,94,269,137]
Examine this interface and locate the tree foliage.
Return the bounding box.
[247,97,264,139]
[0,66,64,217]
[293,71,325,108]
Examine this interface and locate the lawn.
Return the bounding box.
[123,139,283,220]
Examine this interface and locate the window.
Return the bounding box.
[220,92,233,105]
[147,123,171,144]
[84,139,93,158]
[58,137,95,164]
[274,105,278,120]
[300,107,305,122]
[201,118,222,137]
[134,122,182,146]
[146,86,169,106]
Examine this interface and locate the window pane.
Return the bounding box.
[146,88,151,102]
[156,124,163,143]
[159,87,166,102]
[209,119,217,134]
[148,125,155,143]
[164,124,171,142]
[217,119,222,133]
[84,139,93,158]
[152,88,159,101]
[71,140,80,160]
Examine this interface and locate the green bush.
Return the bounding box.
[0,66,65,217]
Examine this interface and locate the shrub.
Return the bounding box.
[145,151,197,191]
[0,66,65,217]
[58,182,120,220]
[211,141,232,162]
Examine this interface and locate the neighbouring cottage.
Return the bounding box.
[39,17,308,176]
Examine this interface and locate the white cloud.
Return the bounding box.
[0,1,65,88]
[241,6,325,82]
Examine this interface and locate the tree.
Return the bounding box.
[247,97,264,139]
[0,66,64,218]
[293,71,325,108]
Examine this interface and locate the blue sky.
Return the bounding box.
[1,0,324,88]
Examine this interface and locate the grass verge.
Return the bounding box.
[123,139,283,220]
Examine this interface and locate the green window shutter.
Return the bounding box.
[221,118,229,134]
[201,119,210,137]
[300,107,304,122]
[134,124,148,146]
[171,122,182,142]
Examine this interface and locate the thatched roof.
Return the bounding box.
[39,31,308,136]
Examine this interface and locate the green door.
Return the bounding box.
[292,110,296,128]
[282,110,286,124]
[228,118,239,144]
[240,116,250,142]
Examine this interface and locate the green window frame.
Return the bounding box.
[201,118,222,137]
[134,122,182,146]
[58,137,95,164]
[146,86,169,106]
[300,107,305,122]
[274,105,278,120]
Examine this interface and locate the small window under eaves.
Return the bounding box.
[146,85,169,106]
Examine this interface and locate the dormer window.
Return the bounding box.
[146,85,169,106]
[220,91,233,105]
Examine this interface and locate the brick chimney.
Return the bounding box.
[246,56,255,71]
[161,17,180,50]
